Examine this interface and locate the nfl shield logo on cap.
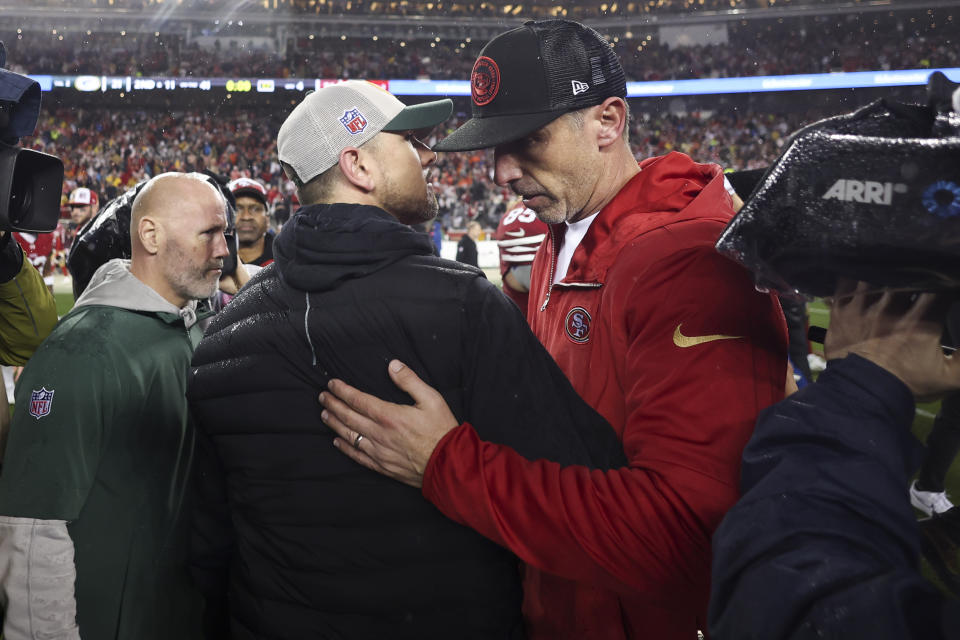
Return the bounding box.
[29,387,55,419]
[340,108,368,135]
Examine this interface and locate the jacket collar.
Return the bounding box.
[74,258,202,328]
[273,203,437,292]
[550,152,732,284]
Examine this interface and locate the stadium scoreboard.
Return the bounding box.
[35,68,960,98]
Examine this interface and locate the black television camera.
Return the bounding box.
[718,72,960,300]
[0,41,64,234]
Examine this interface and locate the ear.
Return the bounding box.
[338,147,376,192]
[596,97,627,149]
[139,216,160,255]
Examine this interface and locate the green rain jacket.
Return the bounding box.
[0,248,58,366]
[0,258,206,640]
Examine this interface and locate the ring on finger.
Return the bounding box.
[353,433,364,449]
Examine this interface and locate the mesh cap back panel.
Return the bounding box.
[533,21,626,113]
[277,82,404,184]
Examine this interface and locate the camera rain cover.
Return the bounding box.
[716,93,960,298]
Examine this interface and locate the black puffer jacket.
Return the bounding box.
[187,204,625,640]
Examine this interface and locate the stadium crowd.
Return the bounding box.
[28,105,810,231]
[3,0,937,17]
[3,17,956,81]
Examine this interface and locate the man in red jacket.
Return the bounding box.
[319,19,788,639]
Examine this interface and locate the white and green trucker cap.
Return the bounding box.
[277,80,453,184]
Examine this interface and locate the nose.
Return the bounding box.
[213,231,230,260]
[493,147,521,187]
[417,140,438,168]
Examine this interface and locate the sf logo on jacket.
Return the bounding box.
[565,307,592,344]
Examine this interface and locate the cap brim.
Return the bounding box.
[233,188,267,204]
[383,99,454,133]
[433,111,565,152]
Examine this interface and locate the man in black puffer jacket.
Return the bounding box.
[187,81,626,640]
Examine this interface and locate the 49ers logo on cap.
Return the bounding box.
[565,307,592,344]
[471,56,501,106]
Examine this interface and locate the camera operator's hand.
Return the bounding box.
[825,280,960,400]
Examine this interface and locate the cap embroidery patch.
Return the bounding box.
[565,307,592,344]
[471,56,501,106]
[571,80,590,96]
[29,387,55,419]
[340,108,368,135]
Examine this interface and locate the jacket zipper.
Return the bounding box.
[539,226,604,310]
[540,225,559,312]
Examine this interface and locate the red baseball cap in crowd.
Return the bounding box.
[68,187,98,207]
[228,177,268,208]
[434,19,627,152]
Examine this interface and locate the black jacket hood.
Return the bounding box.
[274,203,436,292]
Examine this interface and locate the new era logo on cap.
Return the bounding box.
[571,80,590,96]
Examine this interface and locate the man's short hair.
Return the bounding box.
[565,101,631,143]
[280,136,387,206]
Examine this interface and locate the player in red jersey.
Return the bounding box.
[13,231,63,295]
[494,201,547,318]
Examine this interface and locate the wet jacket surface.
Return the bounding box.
[711,354,960,639]
[187,203,626,640]
[422,152,789,639]
[0,259,204,640]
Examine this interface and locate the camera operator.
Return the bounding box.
[708,79,960,639]
[0,229,57,456]
[0,42,62,457]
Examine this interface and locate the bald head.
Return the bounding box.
[131,173,224,254]
[129,172,230,308]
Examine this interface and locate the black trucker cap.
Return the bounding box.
[433,20,627,152]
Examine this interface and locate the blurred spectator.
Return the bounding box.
[456,220,480,267]
[66,186,98,245]
[228,177,275,266]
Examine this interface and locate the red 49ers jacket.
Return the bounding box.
[422,152,788,639]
